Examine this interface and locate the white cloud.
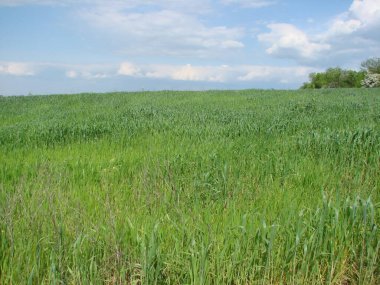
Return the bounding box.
[0,60,315,93]
[154,64,228,82]
[117,61,315,84]
[0,62,35,76]
[321,0,380,64]
[0,0,243,59]
[118,63,231,82]
[237,66,315,82]
[0,61,312,84]
[324,0,380,40]
[221,0,275,8]
[327,19,362,36]
[0,0,211,13]
[65,70,108,79]
[118,62,141,76]
[0,0,53,5]
[258,24,330,60]
[80,8,245,57]
[349,0,380,24]
[63,64,115,79]
[65,70,78,78]
[0,62,116,79]
[257,0,380,65]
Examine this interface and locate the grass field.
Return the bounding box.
[0,89,379,284]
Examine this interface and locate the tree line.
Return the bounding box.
[301,57,380,89]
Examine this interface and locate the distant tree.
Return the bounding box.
[360,57,380,88]
[341,70,366,88]
[361,57,380,74]
[325,67,342,88]
[301,67,365,89]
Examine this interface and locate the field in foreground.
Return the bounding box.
[0,89,379,284]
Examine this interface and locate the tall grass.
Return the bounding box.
[0,89,379,284]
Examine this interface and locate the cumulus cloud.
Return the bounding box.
[0,62,35,76]
[237,66,315,82]
[118,63,231,82]
[258,24,330,60]
[221,0,275,8]
[80,8,244,57]
[171,64,226,81]
[324,0,380,40]
[0,0,211,13]
[0,60,315,92]
[65,70,78,78]
[147,64,230,82]
[320,0,380,63]
[0,62,116,79]
[118,62,141,77]
[258,0,380,65]
[349,0,380,25]
[63,64,115,79]
[1,0,243,59]
[0,0,56,5]
[65,70,109,79]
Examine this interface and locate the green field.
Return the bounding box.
[0,89,379,284]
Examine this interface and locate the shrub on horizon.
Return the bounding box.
[361,73,380,88]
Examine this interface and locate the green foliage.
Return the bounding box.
[361,57,380,74]
[302,57,380,89]
[1,89,380,284]
[301,67,366,89]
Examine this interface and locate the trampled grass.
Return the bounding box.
[0,89,379,284]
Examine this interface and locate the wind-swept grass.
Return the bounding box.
[0,89,379,284]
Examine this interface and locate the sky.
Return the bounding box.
[0,0,379,95]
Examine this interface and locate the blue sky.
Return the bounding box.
[0,0,379,95]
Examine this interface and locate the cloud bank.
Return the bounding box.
[0,62,36,76]
[221,0,275,8]
[78,6,245,58]
[118,62,314,84]
[0,61,315,86]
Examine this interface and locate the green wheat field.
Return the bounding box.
[0,89,379,284]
